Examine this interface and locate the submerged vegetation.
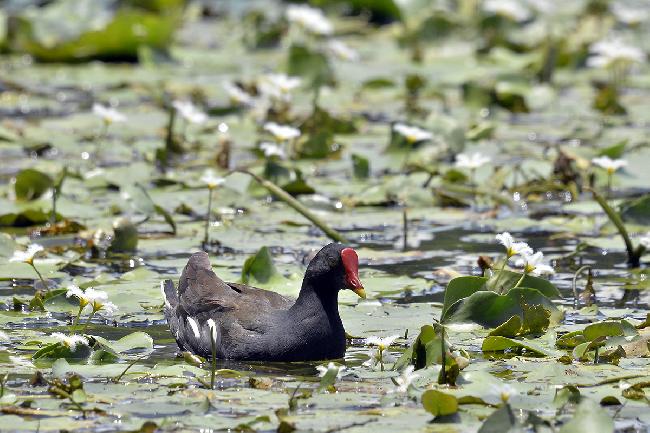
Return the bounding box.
[1,0,650,431]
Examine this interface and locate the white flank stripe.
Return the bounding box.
[187,317,201,339]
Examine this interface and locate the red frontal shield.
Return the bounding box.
[341,248,365,298]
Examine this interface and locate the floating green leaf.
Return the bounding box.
[14,169,52,201]
[421,390,458,417]
[482,336,552,357]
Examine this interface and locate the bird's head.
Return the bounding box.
[304,243,366,299]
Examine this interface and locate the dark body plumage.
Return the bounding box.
[162,243,352,361]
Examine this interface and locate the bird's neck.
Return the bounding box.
[292,281,340,319]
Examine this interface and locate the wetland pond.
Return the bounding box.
[1,0,650,432]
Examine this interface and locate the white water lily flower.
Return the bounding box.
[363,347,396,368]
[366,335,399,350]
[172,100,208,125]
[71,287,108,305]
[66,284,92,308]
[365,335,399,368]
[9,244,44,265]
[516,251,554,276]
[286,4,333,35]
[393,123,432,143]
[391,365,418,393]
[328,40,359,61]
[316,362,346,378]
[201,170,226,189]
[455,152,491,170]
[51,333,89,351]
[591,156,627,175]
[258,74,302,101]
[496,232,533,259]
[223,82,254,107]
[612,4,649,25]
[93,103,126,124]
[483,0,531,22]
[260,142,287,159]
[264,122,301,141]
[490,383,517,403]
[587,39,645,69]
[100,301,118,316]
[67,286,117,314]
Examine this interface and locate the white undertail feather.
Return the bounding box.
[187,316,201,339]
[161,281,171,308]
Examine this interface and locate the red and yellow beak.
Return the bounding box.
[341,248,366,299]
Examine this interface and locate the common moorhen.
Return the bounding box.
[162,243,366,361]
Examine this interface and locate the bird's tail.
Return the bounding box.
[161,280,179,309]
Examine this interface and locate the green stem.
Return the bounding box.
[0,374,6,398]
[590,188,638,266]
[493,257,509,294]
[512,271,528,290]
[50,187,57,225]
[571,265,592,310]
[71,305,84,332]
[210,333,217,389]
[236,170,350,244]
[113,354,147,383]
[439,326,447,385]
[379,348,384,372]
[30,264,48,292]
[81,309,96,334]
[402,207,408,251]
[204,187,213,246]
[606,173,612,198]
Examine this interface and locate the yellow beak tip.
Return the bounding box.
[353,287,367,299]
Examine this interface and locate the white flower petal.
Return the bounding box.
[93,103,126,123]
[286,5,333,35]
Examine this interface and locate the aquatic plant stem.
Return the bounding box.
[30,263,48,292]
[236,170,350,244]
[113,354,147,383]
[512,271,528,290]
[493,257,509,294]
[81,309,96,334]
[50,186,57,225]
[589,188,642,266]
[606,173,613,198]
[71,305,84,331]
[0,373,7,397]
[402,206,408,251]
[571,265,592,310]
[439,325,447,385]
[204,187,214,246]
[210,334,217,389]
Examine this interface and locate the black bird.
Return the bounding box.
[162,243,366,361]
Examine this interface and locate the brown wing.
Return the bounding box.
[177,252,236,316]
[177,252,294,320]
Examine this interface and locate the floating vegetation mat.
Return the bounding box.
[1,0,650,431]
